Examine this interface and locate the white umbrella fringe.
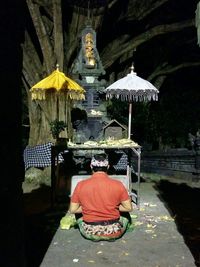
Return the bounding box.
[106,91,158,102]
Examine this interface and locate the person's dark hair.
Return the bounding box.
[92,166,108,172]
[90,153,109,172]
[94,153,107,161]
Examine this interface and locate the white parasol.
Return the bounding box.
[105,65,159,139]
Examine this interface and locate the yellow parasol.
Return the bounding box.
[30,66,85,101]
[30,66,85,139]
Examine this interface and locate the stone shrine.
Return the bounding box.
[71,20,107,141]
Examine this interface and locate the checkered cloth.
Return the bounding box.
[23,142,64,170]
[113,151,135,173]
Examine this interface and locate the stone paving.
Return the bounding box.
[39,181,197,267]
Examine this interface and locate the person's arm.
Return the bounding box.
[119,198,133,212]
[69,202,82,214]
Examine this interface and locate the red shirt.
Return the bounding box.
[71,172,130,222]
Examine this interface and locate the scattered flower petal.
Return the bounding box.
[130,214,138,219]
[147,223,157,228]
[145,229,155,233]
[140,208,145,211]
[134,221,143,226]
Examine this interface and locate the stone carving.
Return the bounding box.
[84,32,96,68]
[188,130,200,151]
[188,130,200,176]
[196,2,200,46]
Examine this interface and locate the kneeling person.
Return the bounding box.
[69,153,133,241]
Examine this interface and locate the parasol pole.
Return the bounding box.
[56,93,59,121]
[56,64,60,121]
[128,102,132,139]
[127,102,132,192]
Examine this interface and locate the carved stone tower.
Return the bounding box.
[71,20,107,141]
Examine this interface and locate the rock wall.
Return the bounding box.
[140,149,199,181]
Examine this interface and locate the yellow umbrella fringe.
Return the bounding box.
[31,90,85,101]
[31,90,46,100]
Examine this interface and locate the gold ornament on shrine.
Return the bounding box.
[84,32,96,68]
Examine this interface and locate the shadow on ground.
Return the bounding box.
[154,180,200,267]
[23,184,69,267]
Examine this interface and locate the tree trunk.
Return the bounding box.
[53,0,64,70]
[26,0,55,74]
